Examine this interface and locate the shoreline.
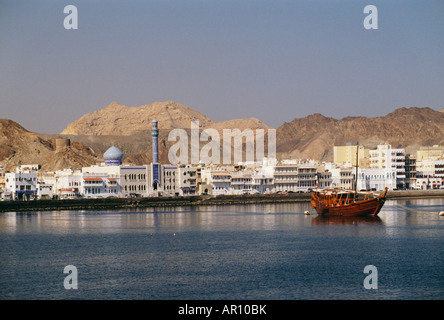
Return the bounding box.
[1,189,444,212]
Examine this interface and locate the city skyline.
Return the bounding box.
[1,0,443,134]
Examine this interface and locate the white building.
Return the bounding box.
[5,167,38,200]
[177,165,197,196]
[415,158,444,189]
[230,173,253,194]
[37,183,53,199]
[206,171,232,195]
[274,164,298,192]
[162,165,179,196]
[56,169,83,199]
[328,164,355,190]
[369,145,405,189]
[357,168,397,191]
[251,173,274,194]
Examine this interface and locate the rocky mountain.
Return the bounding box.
[276,107,444,161]
[2,103,444,172]
[0,119,100,171]
[60,101,217,135]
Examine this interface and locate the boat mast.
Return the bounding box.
[354,141,359,200]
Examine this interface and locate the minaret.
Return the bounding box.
[151,119,160,190]
[152,119,159,163]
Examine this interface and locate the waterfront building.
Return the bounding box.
[274,164,298,192]
[82,163,149,198]
[0,166,5,199]
[37,182,53,199]
[273,162,319,193]
[162,165,179,196]
[415,158,444,189]
[230,173,253,194]
[405,155,417,189]
[334,144,369,166]
[297,164,318,191]
[416,145,444,162]
[54,169,83,199]
[0,165,5,187]
[202,170,232,195]
[369,145,406,189]
[415,176,443,190]
[325,162,355,190]
[177,165,197,196]
[5,168,38,201]
[251,172,274,194]
[356,168,397,191]
[316,170,332,188]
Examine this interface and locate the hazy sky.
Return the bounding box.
[1,0,443,134]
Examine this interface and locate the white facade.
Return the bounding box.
[274,165,298,192]
[357,168,397,191]
[369,145,405,188]
[162,165,179,196]
[56,169,84,199]
[177,165,197,195]
[230,174,253,194]
[329,167,355,190]
[5,170,38,200]
[37,183,53,199]
[207,171,232,195]
[251,173,274,194]
[82,164,149,198]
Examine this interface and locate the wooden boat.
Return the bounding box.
[311,141,387,216]
[311,187,387,217]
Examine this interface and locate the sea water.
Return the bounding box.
[0,198,443,300]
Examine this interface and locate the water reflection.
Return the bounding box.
[311,215,383,226]
[1,198,443,235]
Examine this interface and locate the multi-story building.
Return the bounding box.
[357,168,397,191]
[204,171,232,195]
[0,165,5,190]
[230,173,253,194]
[316,170,332,188]
[5,167,38,201]
[54,169,83,199]
[177,165,198,195]
[369,145,406,189]
[334,144,369,166]
[416,145,443,162]
[327,163,355,190]
[274,164,298,192]
[297,164,318,191]
[415,158,444,189]
[251,173,274,194]
[162,165,179,196]
[404,155,417,190]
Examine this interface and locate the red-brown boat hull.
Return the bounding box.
[313,198,385,216]
[311,188,387,217]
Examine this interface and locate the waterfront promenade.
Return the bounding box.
[1,189,444,213]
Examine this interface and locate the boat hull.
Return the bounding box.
[311,188,387,217]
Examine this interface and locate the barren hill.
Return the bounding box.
[210,117,273,132]
[0,119,100,171]
[60,101,216,135]
[276,107,444,161]
[3,104,444,172]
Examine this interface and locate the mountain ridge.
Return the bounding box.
[2,103,444,170]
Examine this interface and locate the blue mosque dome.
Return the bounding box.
[103,146,123,165]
